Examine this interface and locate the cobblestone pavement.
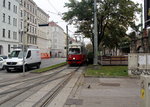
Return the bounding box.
[65,77,141,107]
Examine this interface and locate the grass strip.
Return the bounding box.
[32,62,67,73]
[85,65,128,77]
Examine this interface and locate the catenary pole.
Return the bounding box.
[66,25,69,61]
[93,0,98,65]
[22,18,25,76]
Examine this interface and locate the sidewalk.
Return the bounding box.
[64,77,141,107]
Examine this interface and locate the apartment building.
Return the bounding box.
[19,0,38,48]
[48,21,66,58]
[37,7,50,53]
[0,0,19,56]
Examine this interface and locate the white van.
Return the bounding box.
[5,48,41,72]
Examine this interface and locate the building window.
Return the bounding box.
[35,37,37,44]
[2,29,5,37]
[24,11,26,17]
[35,10,37,15]
[21,10,23,17]
[13,18,17,26]
[30,5,31,11]
[27,4,29,10]
[0,45,2,55]
[13,32,17,40]
[24,1,26,7]
[29,36,32,43]
[13,5,15,13]
[33,8,34,14]
[8,44,10,53]
[35,28,37,34]
[21,21,23,29]
[13,5,17,13]
[20,0,23,5]
[8,30,11,38]
[8,16,11,24]
[3,0,5,7]
[30,26,31,33]
[3,13,5,22]
[35,19,37,24]
[16,6,17,13]
[8,2,11,10]
[20,33,23,42]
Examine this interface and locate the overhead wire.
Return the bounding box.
[45,0,74,33]
[46,0,61,16]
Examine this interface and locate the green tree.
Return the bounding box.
[62,0,141,50]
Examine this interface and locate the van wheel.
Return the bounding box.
[25,65,28,72]
[7,69,11,72]
[2,66,5,70]
[36,64,40,69]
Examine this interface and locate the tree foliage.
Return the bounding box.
[62,0,141,50]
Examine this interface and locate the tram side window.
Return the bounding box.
[69,48,80,54]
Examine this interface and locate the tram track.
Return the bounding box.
[33,66,80,107]
[0,66,68,87]
[0,66,80,106]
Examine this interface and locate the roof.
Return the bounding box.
[48,21,64,31]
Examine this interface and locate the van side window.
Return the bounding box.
[26,50,31,58]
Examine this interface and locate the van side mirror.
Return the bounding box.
[8,54,11,58]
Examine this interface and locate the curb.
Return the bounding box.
[31,63,67,74]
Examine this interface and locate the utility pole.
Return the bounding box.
[66,25,69,61]
[22,17,29,76]
[22,18,26,76]
[93,0,98,65]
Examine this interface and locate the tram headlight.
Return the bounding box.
[73,57,75,60]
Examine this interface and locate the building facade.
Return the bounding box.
[0,0,67,58]
[19,0,38,48]
[37,7,50,54]
[48,22,66,58]
[130,29,150,53]
[0,0,19,56]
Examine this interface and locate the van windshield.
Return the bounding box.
[18,51,27,58]
[10,51,21,58]
[10,51,26,58]
[69,48,80,54]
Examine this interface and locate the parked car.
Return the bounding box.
[0,57,6,70]
[0,55,7,59]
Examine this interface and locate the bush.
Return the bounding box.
[87,52,94,64]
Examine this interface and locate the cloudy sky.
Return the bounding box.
[33,0,71,32]
[33,0,144,43]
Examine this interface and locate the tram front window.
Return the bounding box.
[69,48,80,54]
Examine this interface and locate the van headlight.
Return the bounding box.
[17,61,23,65]
[3,61,6,65]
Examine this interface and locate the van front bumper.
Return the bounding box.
[5,65,23,70]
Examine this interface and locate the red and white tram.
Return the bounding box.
[67,42,87,65]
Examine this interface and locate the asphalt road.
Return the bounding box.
[0,58,66,81]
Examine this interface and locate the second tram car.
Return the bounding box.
[67,42,87,65]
